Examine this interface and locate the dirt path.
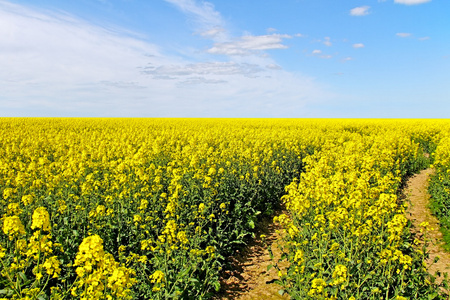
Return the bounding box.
[214,212,290,300]
[405,168,450,281]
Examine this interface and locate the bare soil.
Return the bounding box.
[214,212,290,300]
[405,168,450,281]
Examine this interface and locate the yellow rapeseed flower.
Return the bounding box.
[43,256,61,278]
[2,215,26,239]
[31,207,51,232]
[331,264,347,285]
[149,270,165,283]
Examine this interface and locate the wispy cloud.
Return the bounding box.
[0,1,160,85]
[353,43,365,48]
[394,0,431,5]
[266,64,282,70]
[178,77,227,85]
[396,32,412,38]
[141,62,264,78]
[0,0,327,117]
[311,50,332,59]
[164,0,229,42]
[396,33,431,41]
[0,1,175,116]
[198,27,225,39]
[323,37,332,47]
[350,6,370,16]
[164,0,224,29]
[207,34,291,56]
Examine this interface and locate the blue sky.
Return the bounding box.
[0,0,448,117]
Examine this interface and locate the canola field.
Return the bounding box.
[0,118,450,300]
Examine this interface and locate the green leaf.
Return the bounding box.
[178,267,191,278]
[428,292,438,300]
[213,281,221,291]
[278,289,285,296]
[267,264,273,271]
[18,272,27,282]
[248,220,255,229]
[0,289,14,296]
[268,247,274,260]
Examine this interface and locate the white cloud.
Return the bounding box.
[178,77,227,85]
[396,32,412,38]
[312,50,332,59]
[394,0,431,5]
[166,1,292,57]
[0,1,160,85]
[0,1,327,117]
[395,33,430,41]
[207,34,291,56]
[198,27,226,39]
[142,62,264,78]
[350,6,370,16]
[323,37,332,47]
[0,1,175,116]
[353,43,365,48]
[164,0,230,42]
[164,0,223,29]
[266,64,282,70]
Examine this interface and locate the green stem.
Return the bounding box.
[0,257,22,297]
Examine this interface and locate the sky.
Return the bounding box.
[0,0,449,117]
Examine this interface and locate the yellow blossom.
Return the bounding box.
[2,215,26,239]
[31,207,51,232]
[149,270,165,283]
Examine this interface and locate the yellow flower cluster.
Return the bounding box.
[2,216,26,240]
[0,206,62,299]
[149,270,165,292]
[31,207,51,232]
[72,235,135,299]
[331,264,347,286]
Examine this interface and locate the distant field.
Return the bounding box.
[1,118,450,299]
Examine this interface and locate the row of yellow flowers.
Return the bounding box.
[1,118,450,299]
[428,131,450,253]
[274,120,450,299]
